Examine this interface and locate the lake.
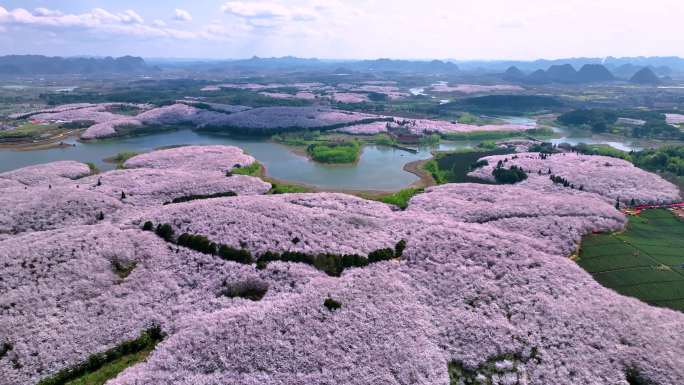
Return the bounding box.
[0,123,647,190]
[0,130,473,191]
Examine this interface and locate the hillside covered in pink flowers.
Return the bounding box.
[1,145,683,385]
[16,102,538,140]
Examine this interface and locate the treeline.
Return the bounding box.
[37,326,164,385]
[549,174,583,190]
[441,95,562,114]
[164,191,237,205]
[568,143,632,160]
[557,109,618,132]
[492,161,528,184]
[144,221,407,277]
[568,143,684,177]
[632,146,684,177]
[557,108,683,139]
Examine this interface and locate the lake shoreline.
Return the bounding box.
[0,129,442,191]
[0,129,82,151]
[403,158,436,189]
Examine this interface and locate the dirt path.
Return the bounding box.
[403,159,436,189]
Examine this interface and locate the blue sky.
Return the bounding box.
[1,1,683,60]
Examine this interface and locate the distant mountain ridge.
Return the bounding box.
[4,54,684,79]
[505,63,616,84]
[452,56,684,73]
[630,67,661,84]
[209,56,459,74]
[0,55,149,75]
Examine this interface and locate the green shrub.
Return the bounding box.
[154,224,174,242]
[395,239,407,257]
[477,140,497,150]
[109,151,139,168]
[492,165,527,184]
[231,162,261,176]
[367,248,395,263]
[625,367,656,385]
[142,221,153,231]
[219,279,268,301]
[86,162,100,175]
[323,297,342,311]
[268,183,311,194]
[374,133,396,146]
[218,244,253,264]
[165,191,237,205]
[111,260,137,280]
[423,159,448,184]
[378,188,423,209]
[0,342,12,359]
[272,130,321,145]
[307,140,361,163]
[471,159,489,170]
[177,233,217,255]
[419,133,441,146]
[341,254,369,269]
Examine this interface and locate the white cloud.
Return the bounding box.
[33,8,63,17]
[174,9,192,22]
[119,10,144,24]
[221,1,317,21]
[0,6,208,40]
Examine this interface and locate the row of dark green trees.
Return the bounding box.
[144,221,406,277]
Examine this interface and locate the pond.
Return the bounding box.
[549,126,643,151]
[0,130,473,191]
[500,117,644,151]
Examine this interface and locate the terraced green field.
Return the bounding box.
[578,209,684,312]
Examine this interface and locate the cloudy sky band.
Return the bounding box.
[0,1,682,59]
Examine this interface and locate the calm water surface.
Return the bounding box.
[501,117,644,151]
[549,126,643,151]
[0,122,646,190]
[0,130,473,191]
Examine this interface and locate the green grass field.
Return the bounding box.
[578,209,684,312]
[37,327,164,385]
[0,122,63,141]
[63,346,155,385]
[423,147,513,184]
[232,161,262,176]
[376,187,424,209]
